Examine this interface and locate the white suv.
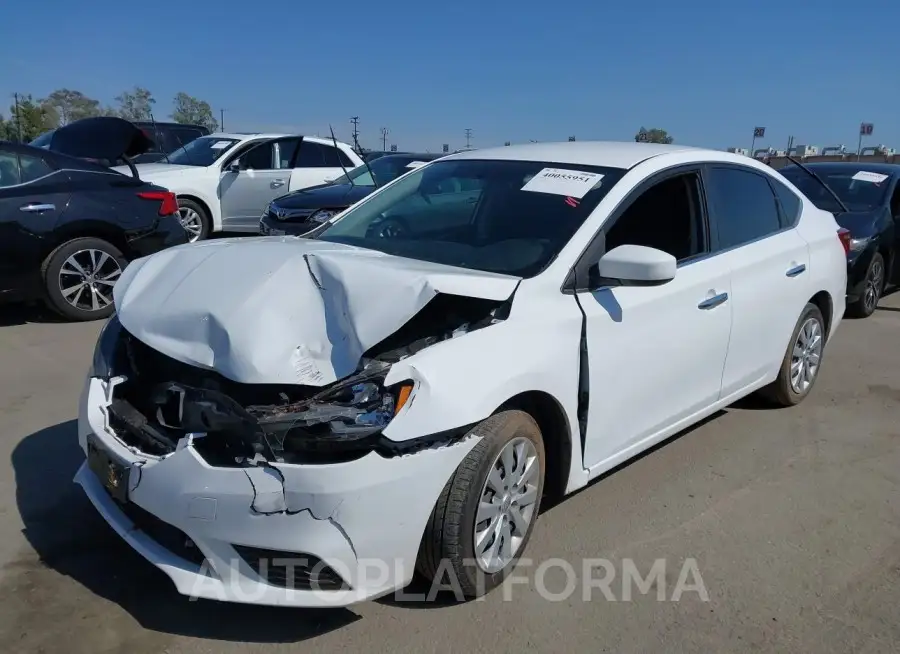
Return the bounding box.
[115,133,363,241]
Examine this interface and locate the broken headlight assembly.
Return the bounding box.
[247,364,416,460]
[90,314,124,378]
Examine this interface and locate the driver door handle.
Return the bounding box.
[698,292,729,310]
[271,179,285,189]
[20,203,55,213]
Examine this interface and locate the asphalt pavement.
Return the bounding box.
[0,293,898,654]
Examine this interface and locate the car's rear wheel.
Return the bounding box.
[847,252,885,319]
[41,237,127,322]
[177,198,210,242]
[758,302,826,407]
[417,410,545,598]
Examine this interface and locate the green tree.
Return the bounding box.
[7,94,59,142]
[43,88,103,125]
[635,127,673,144]
[170,92,218,131]
[115,86,156,121]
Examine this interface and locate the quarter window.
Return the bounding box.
[770,177,801,227]
[706,167,782,250]
[0,151,21,187]
[19,152,53,183]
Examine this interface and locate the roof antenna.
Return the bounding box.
[148,111,170,164]
[329,125,355,187]
[785,154,849,214]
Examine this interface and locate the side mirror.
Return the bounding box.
[594,244,676,286]
[225,160,241,173]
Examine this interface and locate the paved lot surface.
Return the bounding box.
[0,293,898,654]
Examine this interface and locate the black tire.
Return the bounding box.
[177,197,211,242]
[417,409,545,598]
[41,237,127,322]
[847,252,885,319]
[758,302,826,407]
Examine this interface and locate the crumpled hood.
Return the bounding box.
[113,237,520,386]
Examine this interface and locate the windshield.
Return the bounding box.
[30,130,55,148]
[329,156,433,187]
[166,136,240,166]
[315,158,626,277]
[780,166,892,212]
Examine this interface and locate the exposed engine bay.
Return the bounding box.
[98,293,510,466]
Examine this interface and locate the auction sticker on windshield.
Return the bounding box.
[521,168,604,198]
[210,140,233,150]
[852,171,889,184]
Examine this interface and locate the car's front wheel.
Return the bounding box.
[41,237,127,321]
[417,410,545,598]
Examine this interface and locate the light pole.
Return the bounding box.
[380,127,389,151]
[464,128,472,149]
[220,108,225,131]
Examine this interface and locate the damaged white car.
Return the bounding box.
[76,141,848,607]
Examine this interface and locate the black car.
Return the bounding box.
[1,117,189,321]
[780,162,900,317]
[259,152,443,236]
[31,121,210,164]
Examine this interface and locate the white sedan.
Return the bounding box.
[114,133,363,241]
[77,141,847,607]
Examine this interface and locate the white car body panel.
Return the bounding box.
[114,134,362,234]
[79,141,847,606]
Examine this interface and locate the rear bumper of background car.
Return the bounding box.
[76,375,478,607]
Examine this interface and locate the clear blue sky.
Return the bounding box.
[2,0,898,153]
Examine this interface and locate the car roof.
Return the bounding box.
[440,141,705,169]
[205,132,293,141]
[783,161,900,176]
[376,152,442,161]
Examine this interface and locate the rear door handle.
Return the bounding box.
[271,179,285,189]
[20,203,55,213]
[786,263,806,277]
[698,292,729,310]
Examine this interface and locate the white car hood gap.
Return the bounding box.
[113,237,521,386]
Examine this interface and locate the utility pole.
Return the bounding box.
[380,126,389,151]
[350,116,360,148]
[13,92,23,142]
[220,109,225,131]
[464,128,472,149]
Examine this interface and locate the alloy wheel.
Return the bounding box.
[864,258,884,314]
[58,249,122,313]
[178,207,203,242]
[789,317,823,394]
[473,436,540,574]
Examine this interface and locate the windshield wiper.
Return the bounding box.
[785,155,849,214]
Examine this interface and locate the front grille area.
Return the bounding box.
[233,545,350,591]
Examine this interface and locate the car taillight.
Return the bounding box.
[837,227,851,255]
[138,191,179,216]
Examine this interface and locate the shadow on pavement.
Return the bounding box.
[0,302,66,327]
[10,420,360,644]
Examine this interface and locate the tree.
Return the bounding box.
[635,127,673,144]
[170,92,218,131]
[115,86,156,121]
[43,88,103,125]
[7,94,59,142]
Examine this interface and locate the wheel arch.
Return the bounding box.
[495,390,573,501]
[43,221,130,261]
[176,194,215,231]
[808,290,834,338]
